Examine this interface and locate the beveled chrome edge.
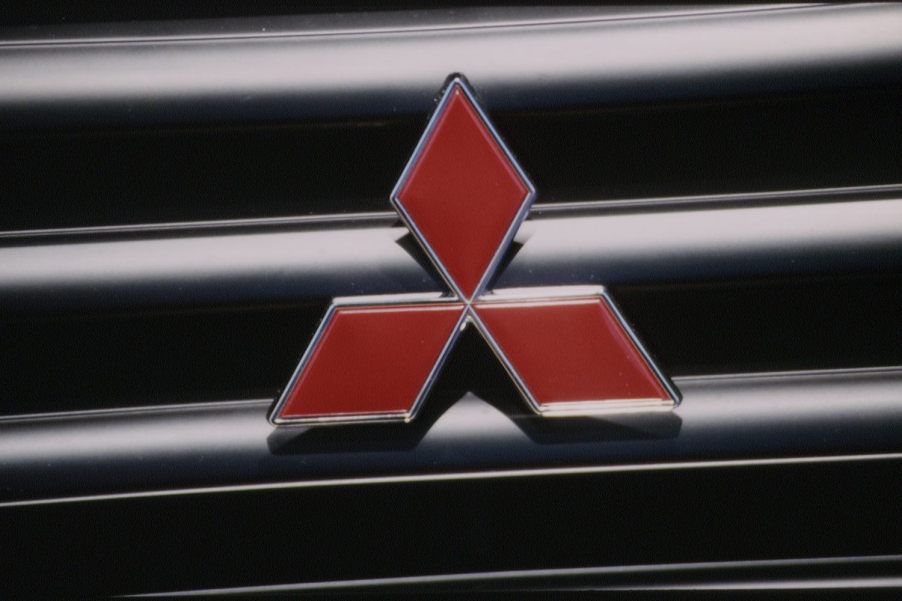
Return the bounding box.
[469,286,680,416]
[389,74,536,303]
[0,398,272,425]
[529,182,902,217]
[272,410,412,427]
[477,285,610,301]
[536,399,675,416]
[268,293,467,427]
[0,210,400,242]
[124,553,902,598]
[0,6,810,48]
[4,365,900,426]
[674,364,902,383]
[329,291,455,306]
[8,452,902,510]
[3,182,901,243]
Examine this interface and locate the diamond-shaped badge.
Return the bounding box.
[392,80,534,300]
[271,75,679,427]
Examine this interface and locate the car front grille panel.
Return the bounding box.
[0,4,900,449]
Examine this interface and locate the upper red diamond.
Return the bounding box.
[394,83,532,300]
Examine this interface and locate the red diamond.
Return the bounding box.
[394,84,532,300]
[475,296,670,408]
[278,302,465,421]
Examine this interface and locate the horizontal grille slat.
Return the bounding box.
[1,195,899,314]
[1,192,900,416]
[1,5,901,129]
[3,368,902,505]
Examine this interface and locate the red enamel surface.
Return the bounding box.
[278,303,464,419]
[396,86,529,299]
[474,297,670,406]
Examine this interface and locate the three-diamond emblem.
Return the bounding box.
[270,76,679,425]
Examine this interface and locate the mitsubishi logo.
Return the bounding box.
[271,76,679,425]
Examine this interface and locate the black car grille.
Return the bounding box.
[2,4,902,596]
[1,3,901,433]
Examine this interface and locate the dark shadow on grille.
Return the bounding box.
[392,231,448,291]
[487,238,527,291]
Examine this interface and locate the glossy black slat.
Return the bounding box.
[3,5,901,232]
[2,197,901,314]
[2,87,901,231]
[2,5,901,128]
[0,5,789,29]
[110,556,902,596]
[120,555,902,599]
[2,368,902,504]
[1,188,901,416]
[2,459,901,595]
